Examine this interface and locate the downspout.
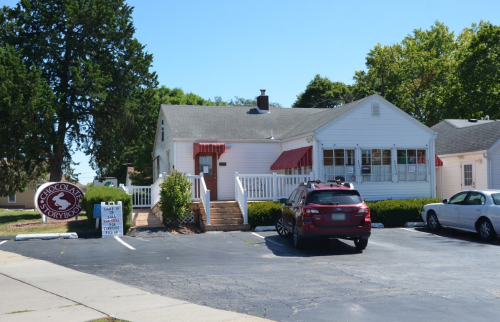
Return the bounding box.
[483,152,492,189]
[314,137,321,181]
[430,133,438,198]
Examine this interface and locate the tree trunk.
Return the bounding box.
[49,122,67,182]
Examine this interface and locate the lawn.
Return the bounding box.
[0,209,97,236]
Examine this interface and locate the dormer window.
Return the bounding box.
[161,120,164,141]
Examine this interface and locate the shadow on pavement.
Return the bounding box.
[415,227,500,246]
[264,234,363,257]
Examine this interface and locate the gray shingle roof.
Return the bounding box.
[432,119,500,155]
[161,95,372,140]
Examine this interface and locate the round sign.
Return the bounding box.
[34,182,84,220]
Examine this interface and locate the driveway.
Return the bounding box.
[1,228,500,321]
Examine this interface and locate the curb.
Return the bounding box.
[15,233,78,241]
[254,226,275,232]
[404,222,427,228]
[371,223,384,228]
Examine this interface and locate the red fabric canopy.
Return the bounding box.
[435,154,443,167]
[193,143,226,159]
[271,146,313,170]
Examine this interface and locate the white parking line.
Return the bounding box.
[0,241,7,246]
[114,236,136,250]
[252,232,286,247]
[401,228,431,234]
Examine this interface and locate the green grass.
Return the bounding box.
[0,210,97,236]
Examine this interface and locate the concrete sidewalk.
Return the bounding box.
[0,250,273,322]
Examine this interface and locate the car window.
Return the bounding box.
[287,190,298,204]
[297,189,307,204]
[307,190,363,205]
[491,193,500,205]
[449,192,468,205]
[465,192,485,205]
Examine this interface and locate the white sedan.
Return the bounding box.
[421,190,500,241]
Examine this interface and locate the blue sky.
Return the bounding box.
[2,0,500,184]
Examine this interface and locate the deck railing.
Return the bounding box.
[236,172,314,201]
[235,173,248,224]
[120,185,152,208]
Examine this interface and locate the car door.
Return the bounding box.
[459,192,485,231]
[282,189,298,230]
[439,191,468,228]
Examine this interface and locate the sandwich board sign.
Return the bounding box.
[101,201,123,238]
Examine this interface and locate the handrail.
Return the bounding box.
[237,172,314,201]
[199,173,210,225]
[235,173,248,224]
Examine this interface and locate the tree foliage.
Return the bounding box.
[0,44,54,196]
[0,0,158,182]
[159,170,192,228]
[458,22,500,119]
[293,74,356,108]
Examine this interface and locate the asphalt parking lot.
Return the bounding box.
[1,227,500,322]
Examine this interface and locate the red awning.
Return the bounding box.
[193,143,226,159]
[271,146,313,170]
[435,154,443,167]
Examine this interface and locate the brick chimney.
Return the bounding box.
[257,89,269,112]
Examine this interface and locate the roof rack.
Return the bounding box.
[301,179,354,189]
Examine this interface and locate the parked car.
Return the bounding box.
[275,180,371,250]
[421,190,500,241]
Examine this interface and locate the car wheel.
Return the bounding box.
[275,217,290,237]
[354,238,368,250]
[427,211,441,232]
[477,218,497,241]
[293,224,304,250]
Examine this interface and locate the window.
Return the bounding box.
[161,120,164,142]
[307,190,363,205]
[449,191,468,205]
[198,154,213,176]
[8,192,16,203]
[323,149,356,182]
[166,150,171,175]
[397,149,427,181]
[372,102,380,117]
[361,149,391,182]
[465,192,485,205]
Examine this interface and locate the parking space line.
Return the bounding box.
[0,241,7,246]
[114,236,136,250]
[401,228,431,234]
[252,232,286,247]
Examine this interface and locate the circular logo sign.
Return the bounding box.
[35,182,84,220]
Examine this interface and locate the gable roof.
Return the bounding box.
[432,119,500,155]
[161,95,374,141]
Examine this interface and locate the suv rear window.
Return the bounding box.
[307,190,363,205]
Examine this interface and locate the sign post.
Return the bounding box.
[100,201,124,238]
[93,204,102,229]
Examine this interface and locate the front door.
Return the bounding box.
[195,153,218,200]
[462,162,475,190]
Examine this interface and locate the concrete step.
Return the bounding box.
[200,207,241,214]
[203,218,244,225]
[209,201,239,208]
[204,224,251,231]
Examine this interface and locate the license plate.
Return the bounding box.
[331,213,345,220]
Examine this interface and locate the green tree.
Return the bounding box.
[159,170,192,229]
[353,21,460,126]
[459,22,500,119]
[227,96,282,107]
[0,44,54,196]
[293,74,354,108]
[0,0,158,182]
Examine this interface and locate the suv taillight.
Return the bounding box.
[302,208,319,216]
[358,206,370,217]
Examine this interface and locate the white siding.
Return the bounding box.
[174,141,195,175]
[315,98,435,200]
[489,142,500,189]
[438,153,488,199]
[153,111,175,181]
[282,138,312,151]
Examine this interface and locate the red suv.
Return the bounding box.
[275,180,371,250]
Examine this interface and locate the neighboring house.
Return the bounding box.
[432,119,500,199]
[152,90,438,201]
[0,177,87,209]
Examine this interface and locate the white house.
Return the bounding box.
[152,90,438,202]
[432,119,500,199]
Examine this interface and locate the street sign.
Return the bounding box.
[101,201,124,238]
[93,204,101,218]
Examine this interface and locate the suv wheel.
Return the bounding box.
[293,224,304,249]
[354,238,368,250]
[275,217,290,237]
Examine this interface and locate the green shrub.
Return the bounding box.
[82,186,133,232]
[248,201,282,229]
[160,170,192,228]
[366,198,441,227]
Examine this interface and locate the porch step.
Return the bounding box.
[197,201,250,232]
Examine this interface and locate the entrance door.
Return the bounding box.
[195,153,218,200]
[461,162,475,190]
